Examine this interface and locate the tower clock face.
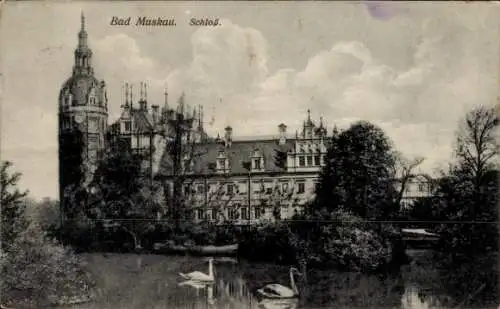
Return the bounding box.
[75,114,85,124]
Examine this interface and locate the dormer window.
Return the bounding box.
[124,121,131,132]
[253,159,261,170]
[251,149,264,171]
[216,150,229,172]
[88,87,97,105]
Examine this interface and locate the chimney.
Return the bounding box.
[151,105,159,124]
[278,123,287,145]
[224,126,233,147]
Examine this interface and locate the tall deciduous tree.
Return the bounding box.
[392,153,425,207]
[436,105,499,253]
[314,121,398,220]
[91,139,159,249]
[0,161,28,250]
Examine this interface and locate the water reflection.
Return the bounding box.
[60,252,497,309]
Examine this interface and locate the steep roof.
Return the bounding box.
[157,138,296,177]
[109,105,156,134]
[132,107,154,133]
[60,75,101,106]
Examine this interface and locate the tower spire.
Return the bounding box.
[81,11,85,32]
[130,84,134,106]
[125,82,129,106]
[140,82,144,101]
[73,11,92,76]
[164,83,169,110]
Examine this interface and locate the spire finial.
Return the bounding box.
[125,82,129,106]
[140,82,144,101]
[81,11,85,32]
[144,81,148,101]
[307,109,311,121]
[164,82,169,110]
[130,84,134,105]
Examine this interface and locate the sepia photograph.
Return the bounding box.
[1,1,499,309]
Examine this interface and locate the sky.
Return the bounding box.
[1,1,499,200]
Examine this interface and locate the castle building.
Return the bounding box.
[156,110,330,224]
[396,174,437,210]
[107,85,209,186]
[58,13,108,209]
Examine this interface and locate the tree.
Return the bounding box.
[59,129,86,223]
[456,106,499,188]
[435,105,499,253]
[161,93,205,229]
[91,139,159,250]
[392,153,425,208]
[0,162,96,307]
[314,121,398,220]
[1,161,28,250]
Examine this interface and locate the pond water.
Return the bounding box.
[61,250,498,309]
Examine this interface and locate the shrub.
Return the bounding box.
[1,223,96,307]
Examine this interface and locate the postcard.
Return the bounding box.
[1,2,499,309]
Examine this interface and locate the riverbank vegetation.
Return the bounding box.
[0,161,97,308]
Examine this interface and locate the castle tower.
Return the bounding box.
[58,12,108,211]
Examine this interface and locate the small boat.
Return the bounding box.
[189,244,239,256]
[153,242,239,256]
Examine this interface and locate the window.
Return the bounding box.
[88,135,99,148]
[254,207,262,219]
[241,207,249,220]
[62,117,70,129]
[124,121,131,131]
[184,159,192,172]
[217,159,226,170]
[418,183,426,192]
[253,159,261,170]
[307,156,313,166]
[184,184,192,195]
[266,187,273,195]
[299,156,305,167]
[227,184,234,196]
[297,183,305,194]
[197,185,204,194]
[197,209,205,220]
[211,208,217,221]
[282,183,289,192]
[314,155,321,166]
[227,208,236,220]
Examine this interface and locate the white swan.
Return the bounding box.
[256,267,302,299]
[179,257,215,282]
